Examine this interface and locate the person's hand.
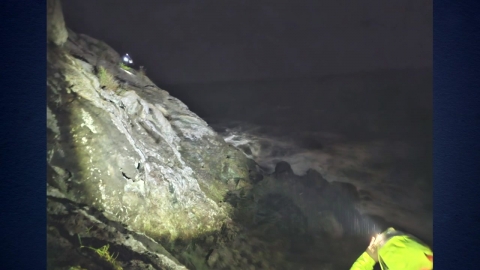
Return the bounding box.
[366,236,379,262]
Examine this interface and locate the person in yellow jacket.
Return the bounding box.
[350,228,433,270]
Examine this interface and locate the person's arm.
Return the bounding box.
[350,251,376,270]
[350,236,379,270]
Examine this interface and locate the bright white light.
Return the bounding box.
[123,56,129,62]
[129,60,133,64]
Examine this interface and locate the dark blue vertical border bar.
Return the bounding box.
[434,0,480,269]
[0,0,46,269]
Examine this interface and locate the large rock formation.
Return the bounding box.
[47,2,258,268]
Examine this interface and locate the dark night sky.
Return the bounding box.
[62,0,432,141]
[62,0,432,85]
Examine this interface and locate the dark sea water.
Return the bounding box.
[164,68,432,172]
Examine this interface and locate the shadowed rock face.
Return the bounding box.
[47,0,68,46]
[47,1,431,269]
[219,125,433,244]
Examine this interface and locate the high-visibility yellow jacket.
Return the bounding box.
[350,233,433,270]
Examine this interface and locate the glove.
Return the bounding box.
[366,227,396,261]
[365,236,380,262]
